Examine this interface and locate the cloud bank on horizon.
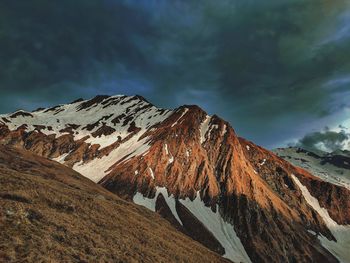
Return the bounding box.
[0,0,349,149]
[297,128,350,153]
[296,117,350,152]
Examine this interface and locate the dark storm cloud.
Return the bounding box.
[0,0,350,147]
[297,129,349,152]
[0,0,156,108]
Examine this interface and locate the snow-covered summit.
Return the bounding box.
[0,95,172,148]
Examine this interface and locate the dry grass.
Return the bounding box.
[0,145,228,263]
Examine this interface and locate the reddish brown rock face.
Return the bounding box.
[0,95,349,263]
[100,108,341,263]
[240,138,350,226]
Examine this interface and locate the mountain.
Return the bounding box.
[274,147,350,190]
[331,149,350,159]
[0,144,227,263]
[0,94,349,263]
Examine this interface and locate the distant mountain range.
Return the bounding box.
[1,95,349,263]
[274,147,350,190]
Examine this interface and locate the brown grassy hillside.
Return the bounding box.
[0,145,229,263]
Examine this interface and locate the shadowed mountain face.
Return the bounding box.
[1,95,349,262]
[0,145,228,263]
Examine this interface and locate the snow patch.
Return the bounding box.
[200,115,211,144]
[74,134,151,182]
[180,193,251,263]
[205,124,219,142]
[164,143,169,155]
[133,187,182,225]
[171,108,189,127]
[221,124,227,136]
[84,134,120,149]
[308,230,317,236]
[133,192,156,211]
[258,159,266,166]
[164,143,174,163]
[148,167,155,179]
[51,153,69,163]
[169,155,174,164]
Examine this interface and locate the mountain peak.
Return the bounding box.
[0,94,349,263]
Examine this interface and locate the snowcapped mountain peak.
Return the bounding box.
[0,94,173,149]
[0,95,349,263]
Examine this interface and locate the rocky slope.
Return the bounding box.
[1,94,349,262]
[0,145,228,263]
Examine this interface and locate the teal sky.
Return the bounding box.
[0,0,349,149]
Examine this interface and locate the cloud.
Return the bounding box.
[0,0,350,147]
[297,128,350,152]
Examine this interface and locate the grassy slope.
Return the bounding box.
[0,145,228,263]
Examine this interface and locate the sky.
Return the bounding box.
[0,0,350,150]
